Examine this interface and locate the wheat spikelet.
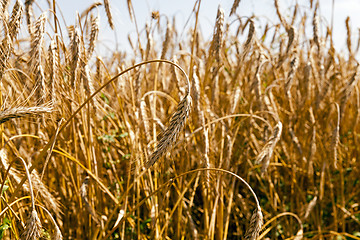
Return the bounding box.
[242,18,255,61]
[82,64,96,97]
[285,26,296,54]
[103,0,114,29]
[230,0,241,16]
[230,86,241,114]
[25,0,34,35]
[0,31,12,80]
[312,5,320,50]
[252,53,265,105]
[144,23,153,60]
[212,5,224,63]
[285,55,299,93]
[80,176,99,224]
[21,209,42,240]
[31,169,62,218]
[160,21,172,60]
[210,6,224,105]
[244,208,263,240]
[255,121,282,175]
[144,93,192,169]
[127,0,134,22]
[331,103,340,169]
[0,0,10,21]
[307,108,316,179]
[87,13,99,58]
[0,148,25,189]
[303,196,317,220]
[0,105,52,124]
[30,13,47,103]
[346,16,352,56]
[70,27,81,88]
[95,56,102,83]
[48,39,59,104]
[8,0,23,40]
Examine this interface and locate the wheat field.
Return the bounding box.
[0,0,359,239]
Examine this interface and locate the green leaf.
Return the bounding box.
[118,132,128,138]
[0,218,11,239]
[100,93,109,104]
[1,184,9,196]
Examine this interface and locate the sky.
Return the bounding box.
[26,0,360,58]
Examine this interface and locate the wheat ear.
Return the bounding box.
[103,0,114,29]
[0,105,52,124]
[255,121,282,175]
[145,93,192,169]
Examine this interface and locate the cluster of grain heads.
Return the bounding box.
[0,0,359,238]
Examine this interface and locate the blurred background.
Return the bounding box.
[27,0,360,59]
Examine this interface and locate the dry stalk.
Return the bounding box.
[274,0,289,29]
[80,2,102,19]
[17,156,42,240]
[0,148,61,219]
[340,65,360,120]
[36,205,63,240]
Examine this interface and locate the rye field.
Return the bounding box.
[0,0,359,239]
